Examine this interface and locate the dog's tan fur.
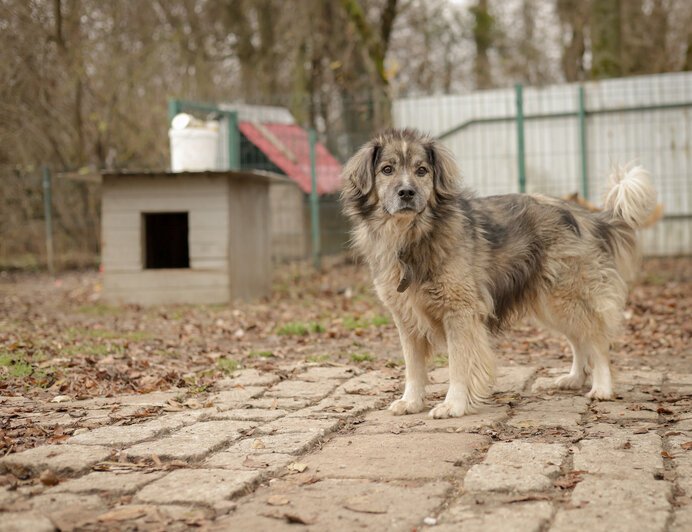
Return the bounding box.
[341,129,658,418]
[563,191,664,227]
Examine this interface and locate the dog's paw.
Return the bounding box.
[554,373,586,390]
[428,400,468,419]
[587,387,614,401]
[389,398,424,416]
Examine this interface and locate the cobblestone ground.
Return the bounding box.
[1,363,691,531]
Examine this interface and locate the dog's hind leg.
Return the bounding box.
[389,330,430,415]
[429,313,495,418]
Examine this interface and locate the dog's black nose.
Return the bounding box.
[398,187,415,200]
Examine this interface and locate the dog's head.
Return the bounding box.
[341,128,460,221]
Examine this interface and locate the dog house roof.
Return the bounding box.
[238,122,342,195]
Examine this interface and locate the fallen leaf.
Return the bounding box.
[657,407,674,414]
[97,506,149,522]
[39,469,59,486]
[267,495,290,506]
[151,454,162,467]
[252,438,266,449]
[283,512,315,525]
[661,451,675,459]
[343,495,388,514]
[286,462,308,473]
[680,442,692,450]
[50,395,72,403]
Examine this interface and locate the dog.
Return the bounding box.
[341,128,657,418]
[563,191,664,227]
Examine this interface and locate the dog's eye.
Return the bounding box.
[416,167,427,177]
[382,165,393,175]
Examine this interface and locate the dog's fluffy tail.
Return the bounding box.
[603,164,658,229]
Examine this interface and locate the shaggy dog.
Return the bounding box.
[341,128,657,418]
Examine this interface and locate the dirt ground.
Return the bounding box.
[1,256,691,456]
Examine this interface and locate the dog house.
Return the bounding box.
[101,169,283,305]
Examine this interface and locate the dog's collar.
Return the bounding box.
[397,252,413,293]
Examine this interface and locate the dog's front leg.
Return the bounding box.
[389,327,429,415]
[429,312,495,418]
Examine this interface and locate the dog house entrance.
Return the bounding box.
[143,212,190,269]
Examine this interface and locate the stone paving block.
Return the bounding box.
[49,470,164,495]
[617,369,664,386]
[214,478,450,532]
[135,468,259,505]
[493,366,537,394]
[0,487,18,508]
[551,505,669,532]
[508,410,581,429]
[204,451,293,474]
[249,396,311,410]
[0,512,55,532]
[292,393,384,418]
[256,416,341,435]
[435,501,553,532]
[666,372,692,385]
[464,441,568,492]
[339,371,395,395]
[216,368,280,388]
[572,434,663,478]
[551,477,671,532]
[264,380,338,400]
[303,432,489,480]
[671,506,692,532]
[354,405,508,435]
[68,423,164,448]
[0,444,113,479]
[230,432,323,455]
[298,366,361,381]
[207,408,288,422]
[530,376,568,394]
[428,367,448,383]
[29,492,105,515]
[521,397,588,412]
[207,387,265,410]
[593,402,659,421]
[124,420,255,461]
[669,433,692,495]
[583,422,657,438]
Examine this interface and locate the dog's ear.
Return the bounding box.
[425,139,461,199]
[341,141,381,195]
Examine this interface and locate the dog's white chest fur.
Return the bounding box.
[373,265,446,352]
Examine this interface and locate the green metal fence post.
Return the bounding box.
[515,83,526,193]
[578,85,588,200]
[308,128,320,269]
[42,166,54,273]
[168,99,182,126]
[226,111,240,170]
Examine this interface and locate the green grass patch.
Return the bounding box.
[349,351,375,363]
[248,350,275,358]
[433,354,448,366]
[0,352,34,379]
[305,354,330,363]
[217,358,239,372]
[276,321,325,336]
[343,315,391,330]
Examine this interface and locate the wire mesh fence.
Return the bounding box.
[0,165,100,270]
[1,71,691,272]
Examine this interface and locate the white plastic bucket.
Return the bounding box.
[169,127,219,172]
